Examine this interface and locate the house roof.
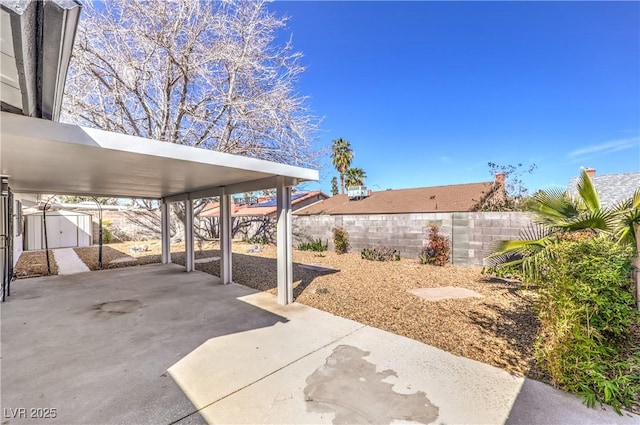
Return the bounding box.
[1,0,81,120]
[201,191,327,217]
[568,172,640,208]
[294,182,496,215]
[1,112,318,200]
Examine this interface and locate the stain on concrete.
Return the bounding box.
[91,300,142,316]
[304,345,438,425]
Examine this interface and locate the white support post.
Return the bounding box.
[185,198,194,272]
[220,188,232,284]
[276,176,293,305]
[161,200,171,264]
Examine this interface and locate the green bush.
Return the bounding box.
[298,238,328,252]
[246,235,270,244]
[418,225,450,266]
[361,245,400,262]
[533,237,639,414]
[99,218,113,244]
[332,227,350,254]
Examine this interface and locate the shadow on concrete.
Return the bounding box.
[1,264,288,425]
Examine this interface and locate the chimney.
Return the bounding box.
[584,167,596,177]
[493,172,507,205]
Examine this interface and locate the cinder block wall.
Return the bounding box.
[293,212,534,266]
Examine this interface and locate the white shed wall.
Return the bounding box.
[25,211,93,250]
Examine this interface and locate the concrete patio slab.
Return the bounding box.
[1,264,285,425]
[52,247,90,275]
[109,255,138,264]
[194,323,521,424]
[409,286,483,301]
[194,256,220,264]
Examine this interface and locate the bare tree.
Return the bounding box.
[62,0,319,167]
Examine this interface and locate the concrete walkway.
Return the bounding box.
[2,265,638,424]
[52,247,90,275]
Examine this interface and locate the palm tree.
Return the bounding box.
[486,168,617,280]
[330,177,339,196]
[331,138,354,194]
[344,167,367,188]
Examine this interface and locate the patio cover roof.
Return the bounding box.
[0,112,318,199]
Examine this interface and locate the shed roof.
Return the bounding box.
[294,182,496,215]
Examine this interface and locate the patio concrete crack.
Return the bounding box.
[168,324,367,425]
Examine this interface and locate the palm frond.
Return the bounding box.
[531,188,581,226]
[576,168,601,212]
[556,209,615,233]
[611,189,640,249]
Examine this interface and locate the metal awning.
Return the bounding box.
[0,112,318,199]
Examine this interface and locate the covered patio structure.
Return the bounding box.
[0,111,318,305]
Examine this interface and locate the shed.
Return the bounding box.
[24,210,92,250]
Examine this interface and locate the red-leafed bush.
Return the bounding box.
[419,225,450,266]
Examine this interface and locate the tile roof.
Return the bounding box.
[568,172,640,208]
[294,182,497,215]
[200,191,328,217]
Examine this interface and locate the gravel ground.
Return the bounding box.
[14,250,59,278]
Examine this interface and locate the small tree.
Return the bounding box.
[332,227,350,254]
[418,225,450,266]
[481,162,537,211]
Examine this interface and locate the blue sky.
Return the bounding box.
[269,1,640,195]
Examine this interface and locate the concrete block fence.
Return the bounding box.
[292,212,534,266]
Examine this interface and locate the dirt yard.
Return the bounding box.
[12,240,547,383]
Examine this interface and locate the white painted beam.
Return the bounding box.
[161,201,171,264]
[276,176,293,305]
[220,187,232,284]
[225,176,298,196]
[184,199,194,272]
[190,187,222,200]
[163,193,189,204]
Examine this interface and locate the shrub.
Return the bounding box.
[246,235,270,244]
[533,237,639,414]
[361,245,400,262]
[332,227,350,254]
[418,225,450,266]
[298,238,328,252]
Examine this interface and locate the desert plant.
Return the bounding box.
[298,238,328,252]
[361,245,400,262]
[101,219,114,244]
[486,169,624,280]
[246,235,271,245]
[418,225,451,266]
[333,227,350,254]
[533,237,640,414]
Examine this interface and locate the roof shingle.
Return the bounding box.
[295,182,497,215]
[568,172,640,208]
